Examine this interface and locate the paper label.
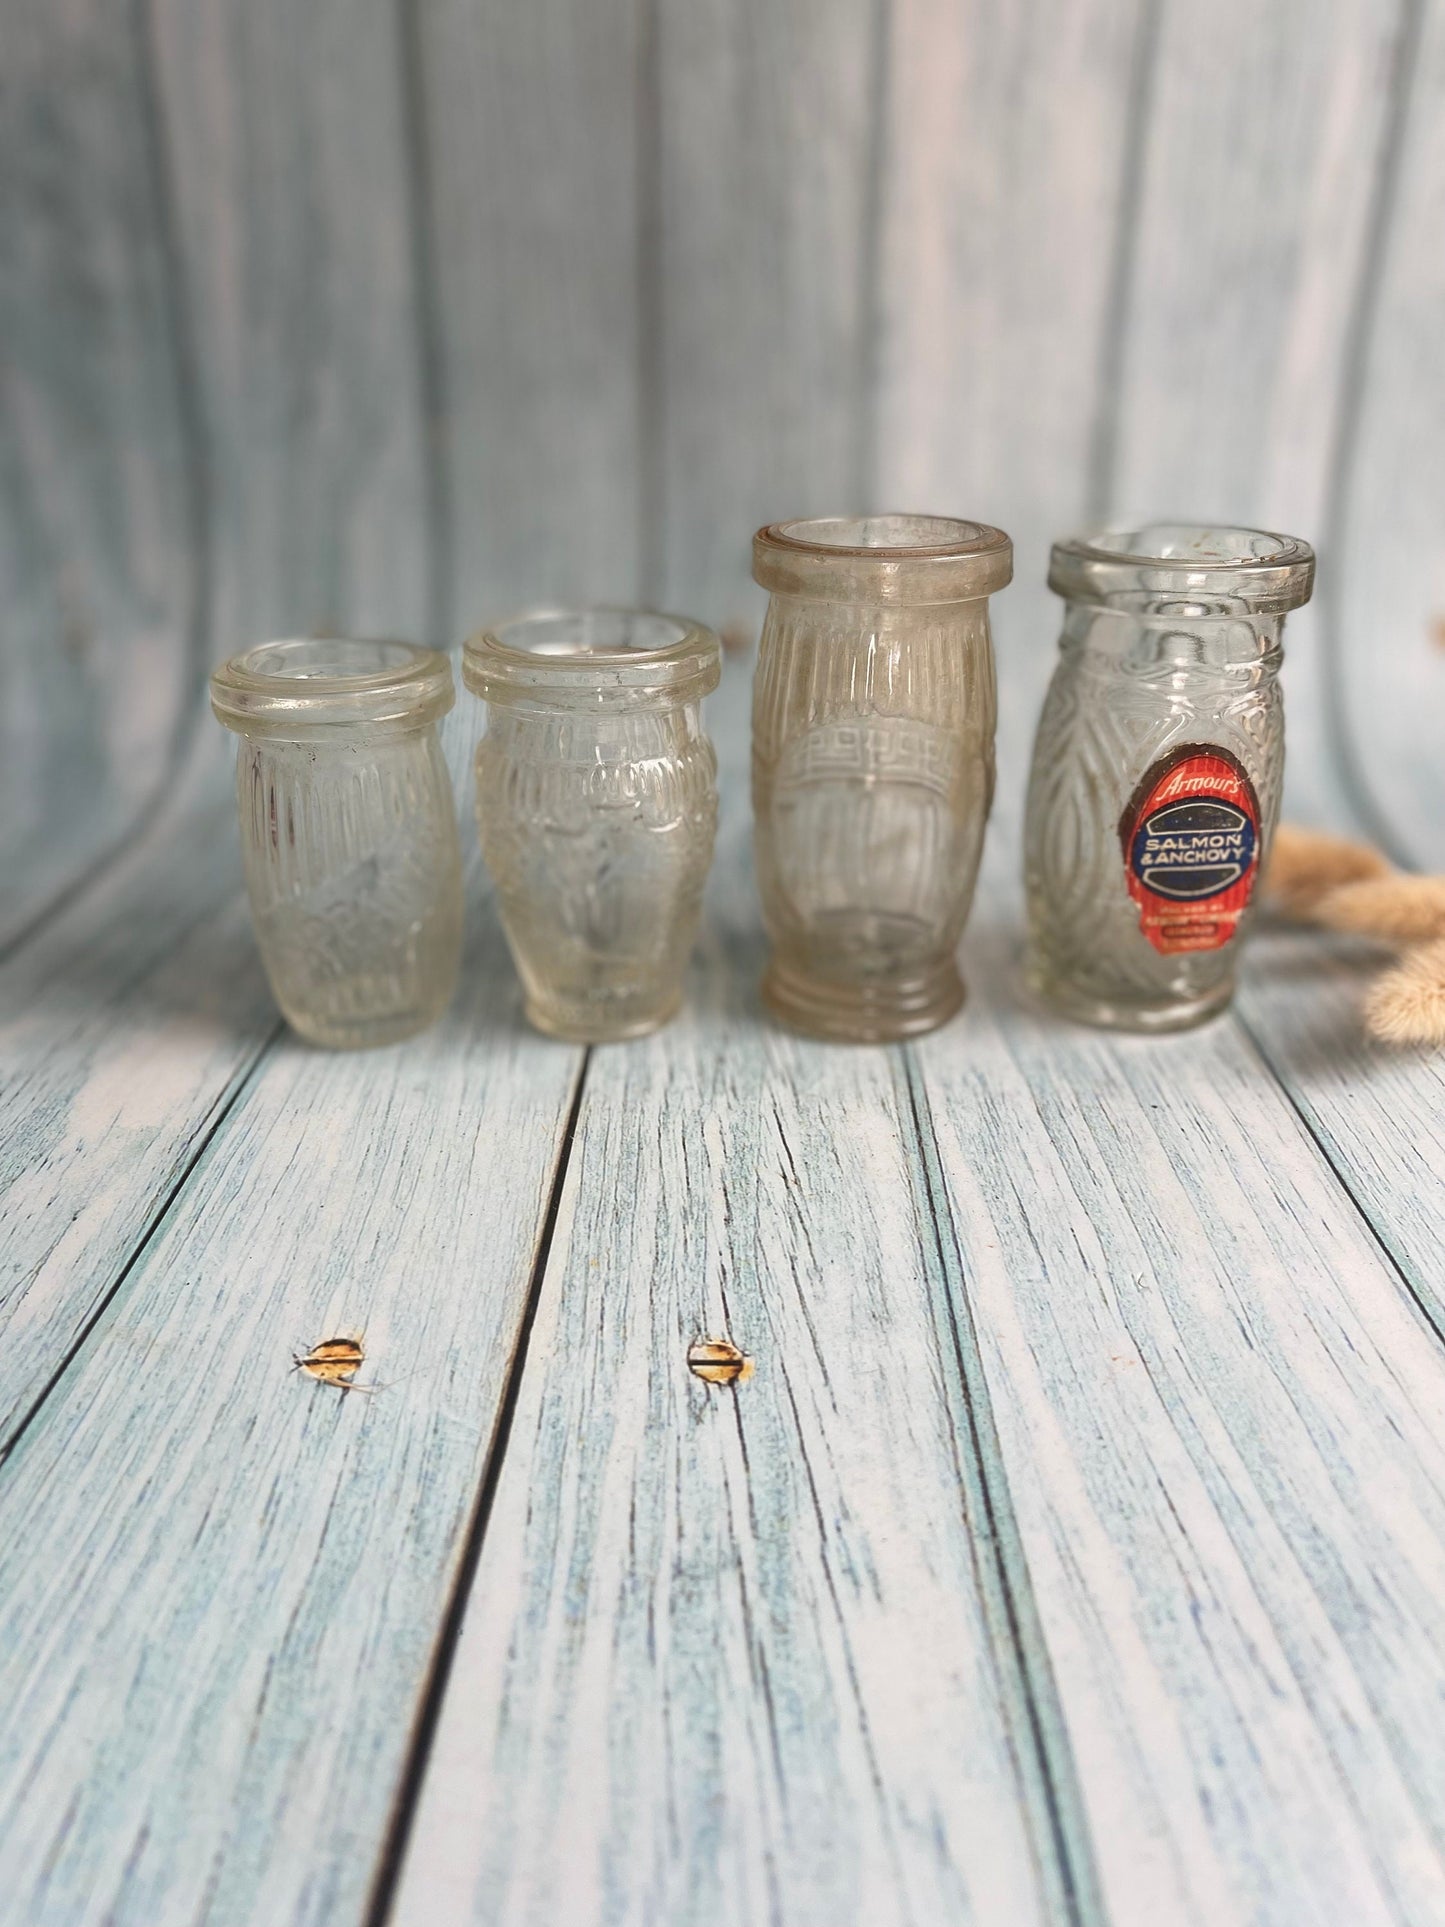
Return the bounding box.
[1119,745,1261,954]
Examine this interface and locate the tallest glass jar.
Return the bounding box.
[1023,524,1314,1031]
[752,514,1012,1041]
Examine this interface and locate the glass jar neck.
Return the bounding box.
[485,698,704,752]
[233,718,441,748]
[1059,600,1285,672]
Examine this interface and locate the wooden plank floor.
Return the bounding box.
[3,661,1445,1927]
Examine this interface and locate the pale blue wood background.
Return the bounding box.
[6,0,1442,932]
[3,3,1445,1924]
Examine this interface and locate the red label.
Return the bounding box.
[1119,746,1261,954]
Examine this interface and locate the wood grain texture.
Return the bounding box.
[0,0,202,943]
[1325,0,1445,863]
[912,853,1445,1927]
[0,884,582,1927]
[149,0,433,655]
[4,6,1445,1924]
[652,0,880,627]
[0,743,273,1449]
[1096,0,1403,826]
[1093,0,1445,1487]
[1237,920,1445,1336]
[386,668,1069,1927]
[0,654,490,1459]
[417,0,645,631]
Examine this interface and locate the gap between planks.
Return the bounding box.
[1232,996,1445,1347]
[358,1026,1105,1927]
[901,1049,1106,1927]
[363,1047,593,1927]
[0,1016,284,1470]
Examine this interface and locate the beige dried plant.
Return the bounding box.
[1314,875,1445,944]
[1263,824,1393,917]
[1264,823,1445,1047]
[1363,940,1445,1046]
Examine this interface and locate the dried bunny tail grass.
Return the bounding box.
[1364,940,1445,1046]
[1262,823,1394,917]
[1315,875,1445,944]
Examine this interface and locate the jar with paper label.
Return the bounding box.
[1023,524,1314,1030]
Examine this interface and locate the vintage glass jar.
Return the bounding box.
[464,609,721,1042]
[1023,524,1315,1031]
[751,514,1012,1041]
[210,638,463,1048]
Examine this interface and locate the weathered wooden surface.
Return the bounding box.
[3,0,1445,1921]
[0,870,582,1927]
[0,743,273,1448]
[918,866,1445,1926]
[1237,922,1445,1336]
[387,795,1066,1927]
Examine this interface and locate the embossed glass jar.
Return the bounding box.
[751,515,1012,1041]
[465,609,721,1042]
[1023,525,1315,1031]
[211,638,463,1048]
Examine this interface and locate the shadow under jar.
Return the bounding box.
[464,609,721,1042]
[1023,524,1315,1032]
[751,515,1012,1042]
[210,638,463,1049]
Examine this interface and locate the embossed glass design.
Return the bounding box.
[751,515,1012,1041]
[1023,524,1315,1031]
[211,638,463,1048]
[464,609,721,1042]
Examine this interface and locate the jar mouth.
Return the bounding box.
[1050,523,1315,612]
[753,513,1012,604]
[463,607,721,704]
[210,637,454,736]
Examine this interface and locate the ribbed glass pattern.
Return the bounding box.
[751,595,997,1039]
[237,729,462,1047]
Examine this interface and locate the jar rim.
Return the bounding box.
[1050,523,1315,612]
[463,606,721,703]
[753,514,1012,604]
[210,637,454,735]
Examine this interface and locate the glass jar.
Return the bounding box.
[1023,524,1315,1031]
[210,638,463,1048]
[751,514,1012,1041]
[464,609,721,1042]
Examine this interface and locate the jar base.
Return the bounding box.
[762,956,965,1043]
[524,992,683,1045]
[1024,963,1234,1034]
[285,1002,449,1050]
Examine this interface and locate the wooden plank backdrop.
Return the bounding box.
[0,0,204,948]
[2,0,1444,1923]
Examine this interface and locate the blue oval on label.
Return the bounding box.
[1129,798,1256,903]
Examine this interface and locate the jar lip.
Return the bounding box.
[463,606,721,702]
[753,513,1012,604]
[210,637,454,735]
[1050,523,1315,612]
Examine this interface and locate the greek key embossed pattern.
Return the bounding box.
[752,594,996,1033]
